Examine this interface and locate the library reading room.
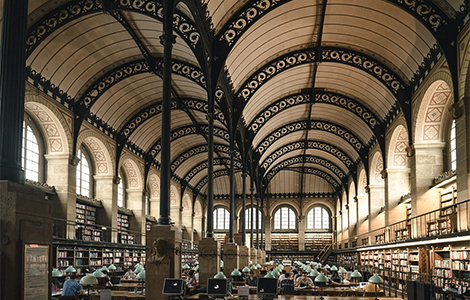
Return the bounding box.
[2,0,470,300]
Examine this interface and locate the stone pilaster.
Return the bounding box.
[257,249,264,265]
[239,245,250,269]
[357,193,369,237]
[223,243,239,278]
[386,168,410,232]
[127,189,146,244]
[264,216,271,250]
[1,181,53,300]
[94,175,118,242]
[250,248,257,265]
[198,237,220,288]
[369,184,385,234]
[45,154,76,239]
[146,225,182,300]
[298,215,306,251]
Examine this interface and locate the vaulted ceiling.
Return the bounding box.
[24,0,466,199]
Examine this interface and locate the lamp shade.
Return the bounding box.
[338,267,347,274]
[214,272,226,279]
[195,265,199,271]
[264,272,274,278]
[231,268,242,276]
[351,270,362,278]
[65,266,76,273]
[108,264,116,271]
[182,263,191,270]
[93,269,105,278]
[314,273,329,283]
[256,264,262,269]
[251,265,258,270]
[271,269,280,277]
[100,266,109,272]
[324,264,330,269]
[52,268,62,277]
[310,269,319,277]
[134,265,143,274]
[330,265,338,272]
[80,274,98,285]
[242,266,250,273]
[136,269,146,280]
[368,274,384,284]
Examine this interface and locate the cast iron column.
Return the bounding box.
[0,0,28,183]
[241,171,247,246]
[256,196,260,249]
[158,0,175,225]
[206,102,214,238]
[228,136,235,243]
[250,185,254,247]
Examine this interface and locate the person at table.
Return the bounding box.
[185,270,198,295]
[260,266,268,275]
[123,268,136,279]
[98,270,113,287]
[329,271,343,285]
[363,282,383,294]
[277,269,286,284]
[280,272,295,291]
[245,271,258,286]
[62,275,85,297]
[295,272,313,288]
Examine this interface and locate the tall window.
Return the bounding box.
[213,207,230,230]
[117,171,126,207]
[244,207,262,229]
[274,207,296,230]
[450,120,457,171]
[307,206,330,230]
[76,148,91,197]
[22,121,41,181]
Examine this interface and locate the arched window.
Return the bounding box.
[117,171,126,207]
[244,207,262,229]
[22,119,43,182]
[213,207,230,230]
[450,120,457,171]
[76,148,91,197]
[274,207,296,230]
[306,206,330,230]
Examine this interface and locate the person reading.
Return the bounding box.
[245,271,258,286]
[97,270,113,287]
[295,272,313,288]
[61,275,85,297]
[280,272,295,291]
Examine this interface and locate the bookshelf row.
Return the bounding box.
[54,243,145,275]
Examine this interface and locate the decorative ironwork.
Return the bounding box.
[195,169,233,192]
[78,59,205,109]
[264,165,340,189]
[148,125,230,157]
[238,49,316,101]
[237,46,406,105]
[248,90,380,134]
[26,0,200,57]
[170,143,233,172]
[183,158,242,184]
[387,0,449,33]
[218,0,293,46]
[265,155,346,182]
[260,140,354,171]
[121,98,224,138]
[256,121,364,156]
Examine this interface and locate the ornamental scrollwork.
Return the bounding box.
[238,50,316,101]
[195,169,231,191]
[172,62,206,88]
[256,121,307,155]
[122,101,177,138]
[171,144,232,172]
[219,0,290,46]
[302,168,340,189]
[260,140,354,171]
[391,0,447,32]
[184,158,236,183]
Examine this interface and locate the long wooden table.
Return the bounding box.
[189,295,400,300]
[88,290,145,299]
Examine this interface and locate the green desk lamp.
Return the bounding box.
[314,273,329,300]
[108,264,116,277]
[100,265,109,272]
[65,265,76,274]
[242,266,250,273]
[182,263,191,271]
[330,265,338,272]
[309,268,319,279]
[264,272,274,278]
[271,269,280,277]
[368,273,384,300]
[52,268,62,291]
[93,269,104,278]
[351,269,362,282]
[80,274,98,300]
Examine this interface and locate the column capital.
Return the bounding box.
[159,33,176,46]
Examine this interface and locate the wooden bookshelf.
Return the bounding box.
[75,202,102,242]
[427,185,457,236]
[270,233,299,251]
[117,212,134,244]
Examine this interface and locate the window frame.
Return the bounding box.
[273,206,297,231]
[76,146,94,198]
[117,169,127,208]
[22,114,46,182]
[243,206,263,230]
[306,206,331,232]
[213,207,230,231]
[449,119,457,172]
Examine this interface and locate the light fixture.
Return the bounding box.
[264,272,274,278]
[256,264,261,269]
[134,264,143,274]
[108,264,116,271]
[314,273,328,300]
[351,270,362,282]
[242,266,250,273]
[324,264,330,270]
[65,266,76,273]
[330,265,338,272]
[271,269,280,277]
[80,273,98,298]
[100,266,109,272]
[309,269,319,277]
[368,273,384,300]
[214,272,226,279]
[338,267,347,274]
[93,269,105,278]
[52,268,63,277]
[182,263,191,271]
[231,268,242,276]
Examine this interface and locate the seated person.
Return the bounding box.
[295,272,313,288]
[280,272,295,291]
[329,271,343,285]
[245,271,258,287]
[62,275,85,296]
[123,268,136,279]
[363,282,383,294]
[97,270,113,287]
